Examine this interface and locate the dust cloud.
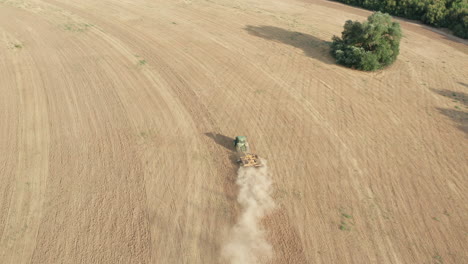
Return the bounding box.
[222,160,276,264]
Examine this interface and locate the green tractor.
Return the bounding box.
[233,136,262,167]
[234,136,250,153]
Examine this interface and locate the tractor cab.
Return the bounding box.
[234,136,250,153]
[234,136,247,147]
[233,136,262,167]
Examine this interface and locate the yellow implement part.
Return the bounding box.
[239,154,262,167]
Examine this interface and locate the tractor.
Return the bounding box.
[233,136,262,167]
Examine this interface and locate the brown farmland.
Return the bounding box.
[0,0,467,263]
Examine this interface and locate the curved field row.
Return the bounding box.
[0,0,466,263]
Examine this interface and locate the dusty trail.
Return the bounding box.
[222,161,275,264]
[0,0,467,263]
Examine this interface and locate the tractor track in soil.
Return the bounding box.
[0,0,467,263]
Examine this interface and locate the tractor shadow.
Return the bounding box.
[204,132,240,165]
[204,132,234,151]
[244,25,334,64]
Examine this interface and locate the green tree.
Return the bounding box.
[331,12,402,71]
[446,0,468,38]
[451,15,468,38]
[423,0,447,26]
[333,0,467,39]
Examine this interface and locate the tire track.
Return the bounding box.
[0,8,50,264]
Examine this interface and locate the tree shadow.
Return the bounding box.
[431,89,467,107]
[244,25,335,64]
[436,108,468,135]
[458,82,468,88]
[431,89,468,135]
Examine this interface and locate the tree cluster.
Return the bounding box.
[334,0,468,39]
[331,12,402,71]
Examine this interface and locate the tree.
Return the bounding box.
[423,0,447,26]
[332,0,467,39]
[331,12,402,71]
[446,0,468,38]
[452,15,468,38]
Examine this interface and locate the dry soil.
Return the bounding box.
[0,0,467,263]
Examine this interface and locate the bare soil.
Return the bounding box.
[0,0,467,263]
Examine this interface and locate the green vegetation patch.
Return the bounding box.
[332,0,467,39]
[342,213,353,219]
[338,208,354,231]
[331,12,402,71]
[339,223,349,231]
[62,23,93,32]
[433,254,443,264]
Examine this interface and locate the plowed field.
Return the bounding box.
[1,0,467,263]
